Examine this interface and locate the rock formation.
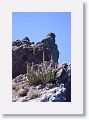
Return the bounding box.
[12,32,71,102]
[12,33,59,78]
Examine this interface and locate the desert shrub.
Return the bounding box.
[26,51,59,85]
[26,61,57,85]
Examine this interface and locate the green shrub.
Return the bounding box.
[26,51,58,85]
[26,62,57,85]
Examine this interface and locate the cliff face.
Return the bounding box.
[12,33,59,78]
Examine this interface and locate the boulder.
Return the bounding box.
[18,88,28,97]
[55,63,71,101]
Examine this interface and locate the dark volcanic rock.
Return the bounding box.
[55,63,71,101]
[12,33,59,78]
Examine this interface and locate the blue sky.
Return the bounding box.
[12,12,71,63]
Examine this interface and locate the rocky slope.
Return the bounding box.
[12,63,71,102]
[12,33,59,78]
[12,32,71,102]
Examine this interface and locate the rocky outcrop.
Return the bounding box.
[12,33,59,78]
[12,63,71,102]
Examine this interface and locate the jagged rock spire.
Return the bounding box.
[47,32,56,39]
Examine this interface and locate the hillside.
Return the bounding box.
[12,33,71,102]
